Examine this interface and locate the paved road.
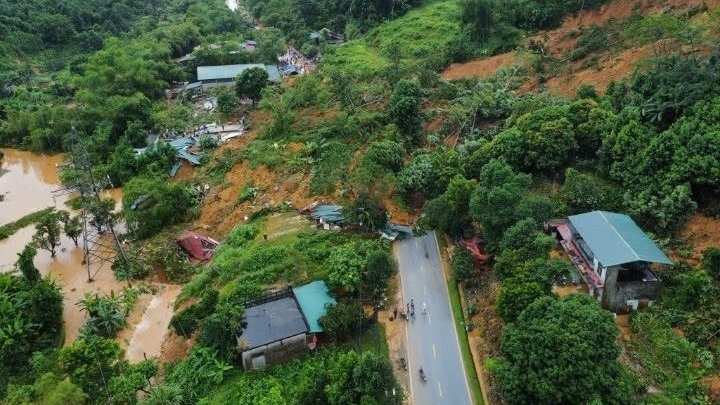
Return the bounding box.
[394,232,473,405]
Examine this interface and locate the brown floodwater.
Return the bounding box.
[0,148,66,225]
[118,284,182,363]
[0,149,176,354]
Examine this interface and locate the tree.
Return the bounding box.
[350,352,403,405]
[213,86,237,115]
[32,211,62,257]
[17,244,41,282]
[364,251,397,297]
[469,160,532,250]
[197,303,245,362]
[122,175,195,239]
[562,168,606,212]
[59,336,126,401]
[76,292,127,337]
[389,80,424,145]
[4,372,88,405]
[702,247,720,281]
[319,301,368,342]
[363,140,405,172]
[342,192,388,234]
[423,174,477,236]
[498,218,556,261]
[109,360,157,405]
[326,240,384,293]
[88,198,117,234]
[496,277,549,323]
[491,106,578,173]
[0,274,63,394]
[451,247,474,281]
[461,0,495,42]
[235,67,269,106]
[58,211,82,246]
[497,294,640,405]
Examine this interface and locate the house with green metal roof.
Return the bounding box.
[548,211,672,313]
[236,281,335,370]
[196,64,281,91]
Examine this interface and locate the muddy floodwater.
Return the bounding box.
[1,149,178,359]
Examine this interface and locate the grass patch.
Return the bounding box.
[369,1,461,64]
[0,207,54,240]
[359,322,389,355]
[322,42,389,78]
[627,310,711,403]
[322,1,461,76]
[178,220,353,305]
[436,231,484,405]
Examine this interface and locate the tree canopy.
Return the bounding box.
[496,294,640,405]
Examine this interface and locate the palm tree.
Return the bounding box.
[76,291,126,337]
[144,384,183,405]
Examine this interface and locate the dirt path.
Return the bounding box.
[377,276,412,403]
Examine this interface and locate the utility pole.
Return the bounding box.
[51,130,127,282]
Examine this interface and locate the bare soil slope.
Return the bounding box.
[442,0,720,96]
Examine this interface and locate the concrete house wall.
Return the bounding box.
[602,264,660,313]
[241,333,309,371]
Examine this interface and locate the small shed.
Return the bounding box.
[309,205,344,229]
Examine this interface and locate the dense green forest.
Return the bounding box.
[3,0,720,404]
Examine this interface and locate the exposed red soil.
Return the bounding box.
[541,43,657,97]
[678,213,720,265]
[441,0,720,96]
[442,53,519,81]
[532,0,717,57]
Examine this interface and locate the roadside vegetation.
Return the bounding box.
[2,0,720,404]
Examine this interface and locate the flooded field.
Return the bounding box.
[1,149,178,360]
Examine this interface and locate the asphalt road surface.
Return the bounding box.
[394,232,473,405]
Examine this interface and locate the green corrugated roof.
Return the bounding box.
[568,211,672,267]
[197,64,281,82]
[293,281,336,333]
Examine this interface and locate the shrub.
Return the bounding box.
[451,247,474,281]
[170,290,218,338]
[364,140,405,172]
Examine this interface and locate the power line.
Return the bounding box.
[51,129,128,282]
